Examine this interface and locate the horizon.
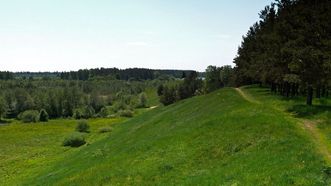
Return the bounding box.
[8,67,204,73]
[0,0,271,72]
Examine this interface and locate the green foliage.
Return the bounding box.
[98,107,109,118]
[0,97,6,119]
[159,71,203,106]
[157,84,164,96]
[39,109,49,122]
[73,106,95,119]
[137,92,148,108]
[59,68,195,81]
[62,132,86,147]
[73,109,83,119]
[0,71,14,80]
[76,120,90,133]
[0,78,160,119]
[82,106,95,119]
[19,110,39,123]
[205,65,223,93]
[112,101,132,113]
[159,85,177,106]
[118,109,134,118]
[98,127,113,133]
[220,65,235,87]
[234,0,331,104]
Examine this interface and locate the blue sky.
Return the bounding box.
[0,0,272,72]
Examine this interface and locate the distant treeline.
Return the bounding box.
[0,68,201,81]
[0,71,14,80]
[59,68,199,81]
[234,0,331,105]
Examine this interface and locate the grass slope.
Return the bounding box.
[241,86,331,164]
[16,88,329,185]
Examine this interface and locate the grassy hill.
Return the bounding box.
[1,87,331,185]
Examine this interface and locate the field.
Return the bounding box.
[1,87,331,185]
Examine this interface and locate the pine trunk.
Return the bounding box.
[316,85,321,98]
[307,85,313,106]
[321,86,326,97]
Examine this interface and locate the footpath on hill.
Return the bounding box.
[235,87,331,164]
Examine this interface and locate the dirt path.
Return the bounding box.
[235,87,331,164]
[302,120,331,164]
[235,88,260,104]
[149,106,158,109]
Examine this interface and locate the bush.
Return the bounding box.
[76,120,90,133]
[98,127,113,133]
[62,132,86,147]
[19,110,39,123]
[112,101,130,113]
[73,109,83,119]
[137,92,148,108]
[118,109,134,118]
[39,109,49,122]
[73,106,95,119]
[83,106,95,119]
[99,107,109,118]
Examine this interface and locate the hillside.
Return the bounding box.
[1,88,330,185]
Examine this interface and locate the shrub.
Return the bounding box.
[112,101,130,113]
[19,110,39,123]
[83,106,95,119]
[62,132,86,147]
[73,106,95,119]
[76,120,90,133]
[99,107,109,118]
[118,109,134,118]
[39,109,49,122]
[137,92,148,108]
[98,127,113,133]
[73,109,83,119]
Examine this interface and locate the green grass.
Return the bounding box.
[144,87,160,107]
[240,86,331,147]
[0,118,125,185]
[1,87,330,185]
[241,85,331,164]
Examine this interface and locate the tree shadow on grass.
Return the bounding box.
[0,119,12,125]
[287,105,331,119]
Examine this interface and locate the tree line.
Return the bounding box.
[0,71,14,80]
[158,66,235,105]
[0,79,155,121]
[234,0,331,105]
[59,68,197,81]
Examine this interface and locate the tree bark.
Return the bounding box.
[316,85,321,98]
[285,82,290,98]
[322,86,326,97]
[307,85,313,106]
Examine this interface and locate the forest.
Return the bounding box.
[0,66,234,122]
[234,0,331,105]
[0,78,152,121]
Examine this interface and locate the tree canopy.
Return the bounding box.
[234,0,331,105]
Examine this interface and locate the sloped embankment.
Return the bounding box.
[28,88,329,185]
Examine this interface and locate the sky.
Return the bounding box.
[0,0,272,72]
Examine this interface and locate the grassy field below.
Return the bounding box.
[1,87,331,185]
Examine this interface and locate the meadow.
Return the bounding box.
[1,87,330,185]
